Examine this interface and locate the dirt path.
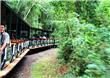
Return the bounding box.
[5,48,57,78]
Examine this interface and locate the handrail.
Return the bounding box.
[0,38,56,70]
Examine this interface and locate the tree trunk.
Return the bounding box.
[23,2,35,20]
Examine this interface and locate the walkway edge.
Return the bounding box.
[0,49,30,78]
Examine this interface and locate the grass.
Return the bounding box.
[31,53,59,78]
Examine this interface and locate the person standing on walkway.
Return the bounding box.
[0,25,10,53]
[0,25,10,69]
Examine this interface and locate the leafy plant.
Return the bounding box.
[6,0,110,78]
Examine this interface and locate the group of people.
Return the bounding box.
[0,25,10,63]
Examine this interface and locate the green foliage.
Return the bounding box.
[74,0,99,24]
[6,1,46,29]
[95,0,110,26]
[57,20,110,78]
[59,72,74,78]
[52,0,110,78]
[6,0,110,78]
